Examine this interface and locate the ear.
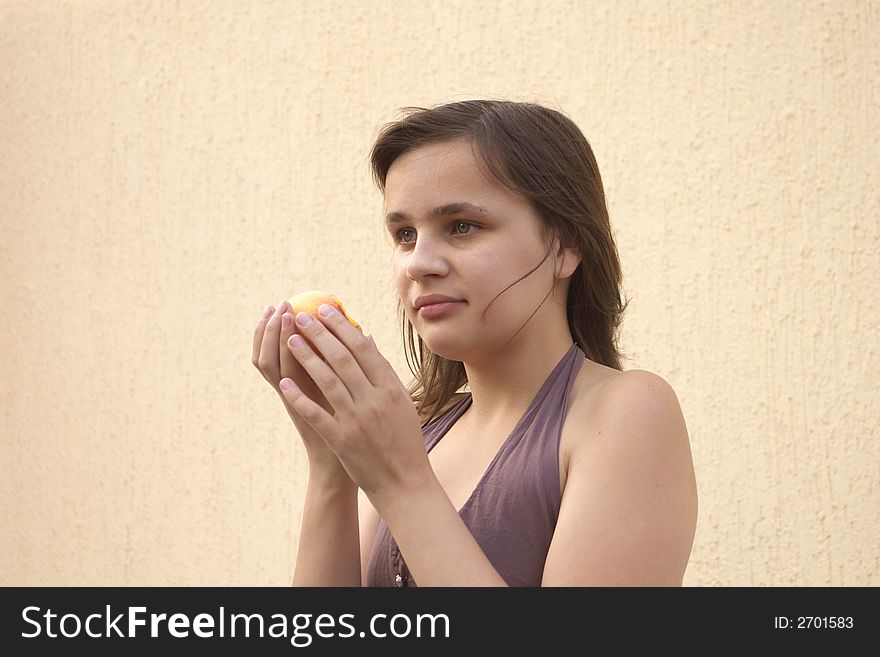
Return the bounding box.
[553,238,582,280]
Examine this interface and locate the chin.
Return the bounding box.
[415,329,479,363]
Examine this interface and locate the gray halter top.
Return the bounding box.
[365,342,585,587]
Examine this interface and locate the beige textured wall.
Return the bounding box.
[2,0,877,586]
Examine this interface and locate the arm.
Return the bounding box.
[292,471,361,587]
[373,478,509,587]
[541,370,698,586]
[358,495,381,586]
[252,303,362,585]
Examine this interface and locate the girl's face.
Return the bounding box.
[384,139,569,362]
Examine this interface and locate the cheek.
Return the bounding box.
[472,245,549,311]
[392,259,410,293]
[392,258,404,280]
[468,254,518,293]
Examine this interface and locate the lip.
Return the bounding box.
[417,301,464,319]
[414,294,464,309]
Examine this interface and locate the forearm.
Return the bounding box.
[375,478,508,587]
[292,475,361,586]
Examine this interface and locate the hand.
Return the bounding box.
[278,304,433,506]
[252,301,351,479]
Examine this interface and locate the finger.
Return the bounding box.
[293,310,373,398]
[279,312,299,380]
[314,304,390,387]
[279,378,338,445]
[252,304,274,369]
[287,331,356,411]
[257,299,289,381]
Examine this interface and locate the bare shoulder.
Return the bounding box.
[546,367,698,585]
[565,366,689,453]
[594,369,686,427]
[560,365,695,510]
[586,368,696,495]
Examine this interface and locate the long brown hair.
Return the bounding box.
[369,99,630,427]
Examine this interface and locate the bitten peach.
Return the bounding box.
[287,290,362,332]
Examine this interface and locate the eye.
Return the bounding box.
[453,221,477,235]
[395,228,416,244]
[393,221,480,246]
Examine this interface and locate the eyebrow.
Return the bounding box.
[385,202,488,226]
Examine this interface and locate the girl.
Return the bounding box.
[253,100,698,586]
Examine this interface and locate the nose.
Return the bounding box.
[404,235,450,281]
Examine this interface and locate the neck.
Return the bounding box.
[459,323,575,431]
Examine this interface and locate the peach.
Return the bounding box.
[287,290,362,332]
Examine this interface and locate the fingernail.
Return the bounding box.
[280,378,291,391]
[281,314,292,331]
[295,312,313,327]
[261,305,272,320]
[318,304,335,318]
